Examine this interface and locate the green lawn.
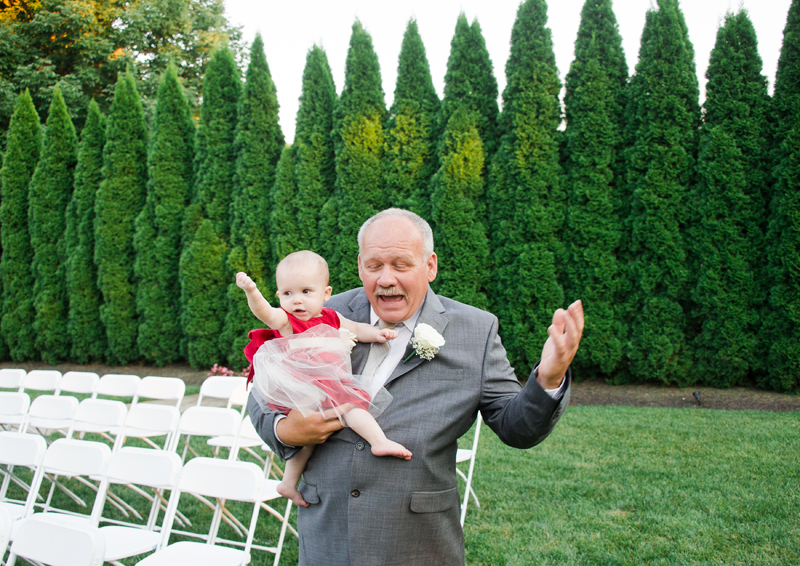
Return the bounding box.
[4,405,798,565]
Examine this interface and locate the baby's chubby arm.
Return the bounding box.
[337,314,398,343]
[236,272,289,331]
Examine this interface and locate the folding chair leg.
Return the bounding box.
[261,502,298,538]
[273,499,293,566]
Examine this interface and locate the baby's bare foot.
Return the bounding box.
[371,439,412,460]
[277,481,309,507]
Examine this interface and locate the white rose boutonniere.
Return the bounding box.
[404,323,445,362]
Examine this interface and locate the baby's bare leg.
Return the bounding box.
[344,408,412,460]
[277,445,314,507]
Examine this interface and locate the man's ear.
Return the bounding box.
[426,252,438,282]
[357,255,364,282]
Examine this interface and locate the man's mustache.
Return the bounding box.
[374,286,406,298]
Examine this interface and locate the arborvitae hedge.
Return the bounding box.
[66,100,107,363]
[134,64,195,365]
[624,0,700,385]
[488,0,565,375]
[223,34,284,368]
[384,19,440,220]
[562,0,629,378]
[691,11,770,386]
[180,219,227,369]
[271,146,300,262]
[331,21,387,290]
[430,106,488,309]
[29,86,76,363]
[294,46,337,254]
[95,70,148,365]
[0,89,40,361]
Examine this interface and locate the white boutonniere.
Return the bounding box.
[404,323,445,363]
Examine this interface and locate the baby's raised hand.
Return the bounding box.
[236,272,257,292]
[377,328,398,342]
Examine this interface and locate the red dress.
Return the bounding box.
[244,308,372,415]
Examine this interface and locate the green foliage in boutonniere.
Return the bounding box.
[404,323,445,362]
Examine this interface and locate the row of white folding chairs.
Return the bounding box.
[0,433,291,566]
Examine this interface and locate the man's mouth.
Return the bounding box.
[375,287,406,305]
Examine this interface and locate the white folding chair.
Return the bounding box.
[58,371,100,397]
[138,458,291,566]
[117,403,181,451]
[0,392,30,432]
[457,412,483,527]
[197,376,248,408]
[8,514,105,566]
[174,406,241,461]
[0,505,12,558]
[0,432,47,521]
[20,369,62,394]
[68,398,128,450]
[95,374,141,400]
[0,369,26,391]
[21,394,79,438]
[133,376,185,410]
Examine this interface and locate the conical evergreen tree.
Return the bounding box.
[271,147,301,262]
[430,107,488,309]
[294,46,337,254]
[134,64,195,365]
[95,69,148,365]
[691,11,770,387]
[223,34,284,368]
[384,19,440,219]
[763,0,800,391]
[66,100,107,363]
[29,86,77,364]
[331,21,387,290]
[180,219,228,369]
[562,0,629,378]
[0,89,40,361]
[624,0,700,384]
[487,0,565,375]
[441,14,499,163]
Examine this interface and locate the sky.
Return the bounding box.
[223,0,794,143]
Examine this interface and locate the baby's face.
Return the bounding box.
[275,261,332,321]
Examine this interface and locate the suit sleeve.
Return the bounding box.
[478,316,571,449]
[247,388,302,461]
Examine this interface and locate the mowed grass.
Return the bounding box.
[4,405,798,565]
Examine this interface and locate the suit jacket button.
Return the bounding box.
[356,441,365,451]
[351,489,360,498]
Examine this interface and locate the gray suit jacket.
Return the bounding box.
[248,286,571,566]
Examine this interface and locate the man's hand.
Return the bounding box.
[275,404,354,446]
[537,300,584,390]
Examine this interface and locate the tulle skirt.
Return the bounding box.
[250,323,392,425]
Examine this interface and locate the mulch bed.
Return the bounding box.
[3,361,798,412]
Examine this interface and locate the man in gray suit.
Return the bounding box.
[248,208,583,566]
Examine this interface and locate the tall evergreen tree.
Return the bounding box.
[691,11,770,387]
[293,46,337,254]
[331,21,387,290]
[29,86,77,363]
[65,99,106,363]
[487,0,565,375]
[562,0,629,378]
[430,107,488,309]
[624,0,700,384]
[763,0,800,391]
[384,19,440,219]
[223,34,284,368]
[271,147,301,263]
[0,89,40,361]
[134,63,195,365]
[95,69,148,364]
[441,14,499,163]
[180,219,227,369]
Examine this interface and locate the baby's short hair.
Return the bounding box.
[276,250,330,285]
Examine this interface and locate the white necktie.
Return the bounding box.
[361,320,396,379]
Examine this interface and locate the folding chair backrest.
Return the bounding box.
[58,371,99,396]
[134,376,185,409]
[198,376,246,407]
[27,394,79,422]
[228,381,250,411]
[43,438,112,478]
[11,514,106,566]
[0,391,30,422]
[0,368,26,390]
[178,406,241,439]
[21,370,62,393]
[95,374,141,398]
[120,404,180,447]
[0,431,47,467]
[178,457,263,502]
[106,447,182,489]
[70,399,127,447]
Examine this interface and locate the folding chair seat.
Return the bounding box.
[197,376,248,408]
[20,369,62,394]
[8,514,105,566]
[0,432,47,521]
[69,398,127,450]
[58,371,100,398]
[95,374,141,400]
[22,394,79,438]
[0,369,26,391]
[0,392,30,432]
[137,457,291,566]
[117,403,181,451]
[456,412,483,526]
